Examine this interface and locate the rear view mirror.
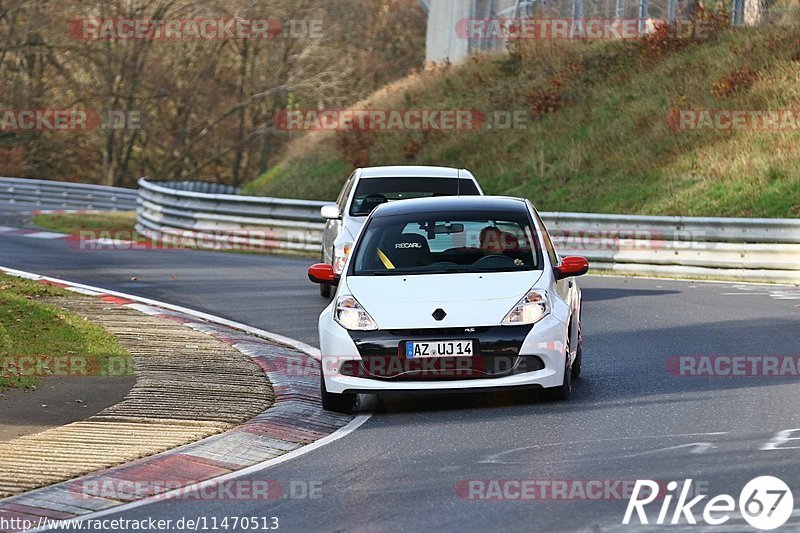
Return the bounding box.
[435,223,464,234]
[555,256,589,280]
[321,205,341,220]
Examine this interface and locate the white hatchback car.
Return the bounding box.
[318,166,483,297]
[308,196,589,413]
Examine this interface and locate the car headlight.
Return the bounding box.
[334,295,378,331]
[501,290,550,326]
[332,242,353,275]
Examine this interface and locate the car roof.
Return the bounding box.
[371,196,529,218]
[357,166,474,179]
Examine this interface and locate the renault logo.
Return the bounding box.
[432,308,447,321]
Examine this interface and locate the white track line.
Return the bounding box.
[0,265,371,532]
[593,272,799,288]
[23,232,68,240]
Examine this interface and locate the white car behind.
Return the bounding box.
[318,165,483,297]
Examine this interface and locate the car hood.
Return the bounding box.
[345,270,543,329]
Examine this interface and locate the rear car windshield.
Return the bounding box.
[349,177,480,216]
[351,211,543,276]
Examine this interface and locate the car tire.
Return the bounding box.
[319,252,332,299]
[320,372,357,413]
[545,336,573,401]
[572,321,583,379]
[571,343,583,379]
[320,282,331,299]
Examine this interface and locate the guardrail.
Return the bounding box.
[137,178,800,283]
[545,213,800,284]
[0,177,137,211]
[1,177,797,282]
[137,178,329,253]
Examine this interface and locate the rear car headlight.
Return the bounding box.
[334,295,378,331]
[501,290,550,326]
[333,242,353,275]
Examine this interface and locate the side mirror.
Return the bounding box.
[308,263,338,285]
[320,205,341,220]
[555,256,589,280]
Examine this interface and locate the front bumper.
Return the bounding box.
[319,309,569,394]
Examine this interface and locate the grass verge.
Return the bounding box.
[0,273,131,390]
[245,23,800,218]
[32,211,138,236]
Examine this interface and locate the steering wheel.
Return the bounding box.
[362,194,387,207]
[472,255,516,269]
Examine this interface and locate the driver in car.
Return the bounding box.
[480,226,524,265]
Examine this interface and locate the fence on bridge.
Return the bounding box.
[425,0,768,63]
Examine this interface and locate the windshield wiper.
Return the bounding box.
[371,269,420,276]
[468,266,538,273]
[367,266,537,276]
[371,267,461,276]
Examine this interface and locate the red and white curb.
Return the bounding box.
[0,226,146,250]
[0,211,135,247]
[0,266,370,533]
[0,227,67,240]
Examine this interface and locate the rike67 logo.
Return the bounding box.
[624,477,794,530]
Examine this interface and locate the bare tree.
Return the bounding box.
[0,0,425,186]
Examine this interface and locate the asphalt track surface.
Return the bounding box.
[2,209,799,532]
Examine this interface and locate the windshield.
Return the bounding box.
[349,177,481,216]
[351,211,543,276]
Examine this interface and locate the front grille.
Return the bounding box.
[348,324,536,380]
[339,354,545,381]
[388,327,490,337]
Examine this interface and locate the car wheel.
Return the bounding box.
[320,372,357,413]
[319,282,331,299]
[319,252,332,299]
[545,336,573,401]
[572,321,583,379]
[572,343,583,379]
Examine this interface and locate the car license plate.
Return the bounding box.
[406,340,473,359]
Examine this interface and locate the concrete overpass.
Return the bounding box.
[420,0,523,63]
[418,0,760,64]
